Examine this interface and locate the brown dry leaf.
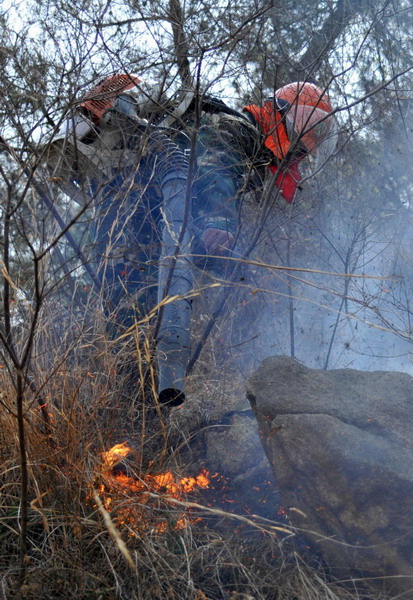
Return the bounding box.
[20,584,41,598]
[71,517,82,539]
[151,585,164,598]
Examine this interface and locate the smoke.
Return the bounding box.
[209,110,413,380]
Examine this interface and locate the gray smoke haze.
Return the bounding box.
[213,115,413,380]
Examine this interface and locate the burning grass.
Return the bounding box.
[0,316,389,599]
[93,441,211,536]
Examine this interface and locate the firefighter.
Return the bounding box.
[43,75,335,405]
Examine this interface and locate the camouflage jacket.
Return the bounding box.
[159,93,264,236]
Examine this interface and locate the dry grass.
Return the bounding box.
[0,306,389,600]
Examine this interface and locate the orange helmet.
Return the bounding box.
[275,82,332,113]
[276,82,336,157]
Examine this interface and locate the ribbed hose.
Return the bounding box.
[151,132,189,184]
[148,131,192,407]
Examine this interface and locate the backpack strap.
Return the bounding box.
[158,90,196,128]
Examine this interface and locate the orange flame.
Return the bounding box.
[93,443,210,536]
[101,442,133,468]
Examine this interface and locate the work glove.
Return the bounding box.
[201,228,234,255]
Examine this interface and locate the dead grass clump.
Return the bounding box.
[0,310,392,599]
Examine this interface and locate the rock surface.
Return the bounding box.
[246,355,413,597]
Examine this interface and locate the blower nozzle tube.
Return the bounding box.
[155,138,192,407]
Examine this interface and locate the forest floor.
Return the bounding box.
[0,320,390,600]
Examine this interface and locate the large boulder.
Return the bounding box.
[246,355,413,597]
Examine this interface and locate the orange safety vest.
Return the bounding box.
[244,100,291,160]
[244,101,301,203]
